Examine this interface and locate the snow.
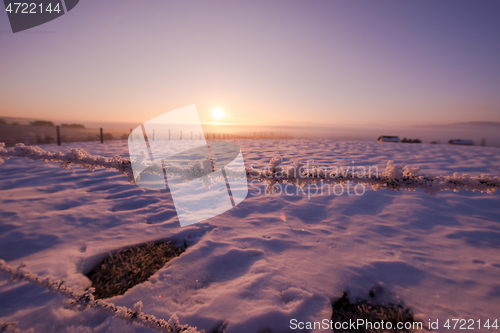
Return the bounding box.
[0,139,499,333]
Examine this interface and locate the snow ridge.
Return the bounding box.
[0,260,202,333]
[1,143,498,195]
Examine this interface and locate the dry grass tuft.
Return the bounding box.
[331,289,420,333]
[86,241,184,299]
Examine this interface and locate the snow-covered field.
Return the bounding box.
[0,140,499,333]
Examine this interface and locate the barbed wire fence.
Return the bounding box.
[0,260,202,333]
[0,143,498,194]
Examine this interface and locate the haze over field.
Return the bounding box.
[2,115,500,147]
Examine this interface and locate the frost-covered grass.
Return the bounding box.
[86,241,185,299]
[331,289,417,333]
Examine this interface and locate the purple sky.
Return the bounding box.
[1,0,499,127]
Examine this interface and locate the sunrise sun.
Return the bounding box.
[212,108,224,119]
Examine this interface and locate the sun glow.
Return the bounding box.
[212,108,224,119]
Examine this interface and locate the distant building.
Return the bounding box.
[449,139,474,146]
[401,137,422,143]
[378,136,400,143]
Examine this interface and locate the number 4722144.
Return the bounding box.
[444,319,498,330]
[5,3,61,14]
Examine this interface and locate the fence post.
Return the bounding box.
[180,131,182,140]
[56,125,61,146]
[169,129,170,140]
[129,128,132,142]
[100,128,103,144]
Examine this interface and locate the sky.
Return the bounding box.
[0,0,499,128]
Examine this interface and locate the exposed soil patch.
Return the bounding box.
[86,241,184,299]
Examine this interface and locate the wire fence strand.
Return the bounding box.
[1,142,498,195]
[0,260,202,333]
